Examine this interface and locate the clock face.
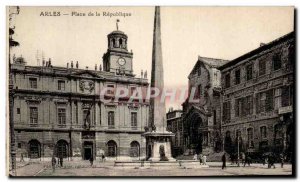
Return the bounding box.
[118,58,126,66]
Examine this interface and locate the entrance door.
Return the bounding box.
[84,148,92,160]
[83,141,93,160]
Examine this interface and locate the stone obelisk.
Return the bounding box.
[144,6,175,162]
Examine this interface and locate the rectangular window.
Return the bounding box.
[225,74,230,88]
[273,53,282,71]
[256,90,274,113]
[29,78,37,89]
[18,143,21,149]
[259,59,266,76]
[235,98,241,117]
[131,112,137,129]
[235,69,241,85]
[130,87,136,96]
[58,108,66,126]
[107,85,115,95]
[265,89,274,112]
[29,107,38,125]
[281,85,293,107]
[246,64,253,81]
[17,108,20,114]
[108,111,115,128]
[247,128,254,148]
[58,80,65,90]
[260,126,267,139]
[222,101,231,123]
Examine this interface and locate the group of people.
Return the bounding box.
[193,153,207,165]
[51,153,107,172]
[221,152,286,170]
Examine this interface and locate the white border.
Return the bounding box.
[0,0,298,181]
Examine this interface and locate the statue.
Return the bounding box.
[76,61,79,68]
[71,61,74,68]
[144,70,147,79]
[84,110,91,129]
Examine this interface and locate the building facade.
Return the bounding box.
[219,32,294,161]
[182,57,229,155]
[10,29,150,161]
[166,109,183,157]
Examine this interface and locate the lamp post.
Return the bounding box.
[237,135,240,167]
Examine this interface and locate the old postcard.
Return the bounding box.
[7,6,295,177]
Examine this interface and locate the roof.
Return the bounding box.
[188,56,229,77]
[219,31,295,70]
[198,56,230,68]
[108,30,127,37]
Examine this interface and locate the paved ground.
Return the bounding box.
[37,165,292,176]
[13,161,292,177]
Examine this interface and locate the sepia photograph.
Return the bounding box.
[7,6,295,177]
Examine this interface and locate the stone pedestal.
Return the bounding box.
[143,131,176,161]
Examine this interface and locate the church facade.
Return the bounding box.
[10,29,150,161]
[182,56,229,155]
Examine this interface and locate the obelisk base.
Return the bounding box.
[143,131,176,162]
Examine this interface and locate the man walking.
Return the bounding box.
[222,153,226,169]
[280,153,285,168]
[59,156,63,167]
[51,156,56,172]
[89,156,94,166]
[202,155,207,165]
[101,153,106,162]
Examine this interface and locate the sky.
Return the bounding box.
[9,6,294,109]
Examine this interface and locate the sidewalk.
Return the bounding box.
[14,163,45,176]
[207,162,292,169]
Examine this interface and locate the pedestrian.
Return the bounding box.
[51,156,56,172]
[280,153,284,168]
[202,155,207,165]
[246,155,251,166]
[59,156,63,167]
[199,153,203,165]
[20,153,25,162]
[193,153,198,161]
[241,152,245,166]
[101,153,106,162]
[269,153,275,169]
[89,156,94,166]
[222,153,226,169]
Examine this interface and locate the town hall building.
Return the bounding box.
[10,28,150,161]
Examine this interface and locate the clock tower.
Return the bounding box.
[102,22,133,76]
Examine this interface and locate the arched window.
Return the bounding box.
[107,140,117,157]
[130,141,140,157]
[56,140,68,158]
[119,39,123,47]
[112,38,116,47]
[28,139,41,159]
